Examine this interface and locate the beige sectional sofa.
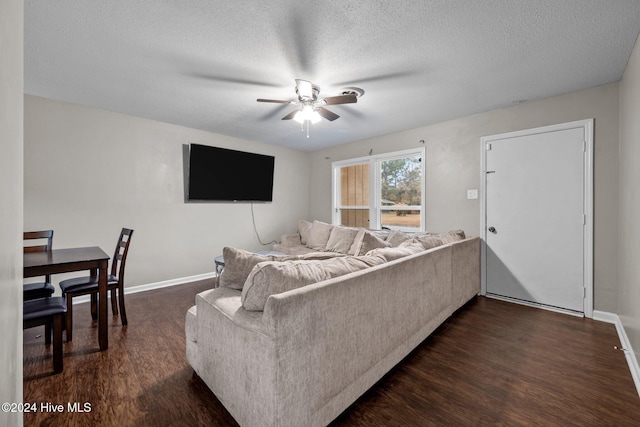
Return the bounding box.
[273,220,467,256]
[185,221,480,427]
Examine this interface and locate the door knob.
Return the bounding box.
[488,226,497,234]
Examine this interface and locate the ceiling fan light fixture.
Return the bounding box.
[295,79,317,101]
[293,111,304,124]
[310,111,322,124]
[294,105,321,124]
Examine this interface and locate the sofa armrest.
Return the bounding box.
[450,236,480,309]
[279,233,302,247]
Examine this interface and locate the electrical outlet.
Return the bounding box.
[467,189,478,199]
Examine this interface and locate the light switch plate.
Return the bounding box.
[467,189,478,199]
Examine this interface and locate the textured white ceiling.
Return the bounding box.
[25,0,640,151]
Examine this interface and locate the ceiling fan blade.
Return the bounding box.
[257,98,292,104]
[322,94,357,105]
[259,104,290,121]
[190,72,281,87]
[281,110,298,120]
[335,70,417,86]
[295,79,314,100]
[317,107,340,121]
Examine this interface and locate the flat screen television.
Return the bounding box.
[187,143,275,202]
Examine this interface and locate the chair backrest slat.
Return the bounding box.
[24,230,53,253]
[24,244,48,253]
[24,230,54,283]
[111,228,134,280]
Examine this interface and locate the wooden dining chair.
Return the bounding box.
[23,297,67,373]
[23,230,56,301]
[58,228,134,341]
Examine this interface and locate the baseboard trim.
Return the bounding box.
[485,293,584,317]
[71,272,217,305]
[593,310,640,398]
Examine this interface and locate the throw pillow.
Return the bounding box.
[354,230,391,255]
[400,235,445,250]
[241,254,387,311]
[289,251,347,261]
[370,230,391,241]
[435,229,466,243]
[218,247,283,290]
[219,247,347,290]
[348,229,365,255]
[306,220,334,250]
[325,226,360,254]
[385,230,412,247]
[365,242,425,261]
[298,220,313,245]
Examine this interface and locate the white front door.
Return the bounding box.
[482,120,593,315]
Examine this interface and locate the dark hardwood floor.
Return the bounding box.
[23,280,639,426]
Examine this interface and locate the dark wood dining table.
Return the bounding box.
[23,246,110,350]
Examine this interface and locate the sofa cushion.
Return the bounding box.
[298,220,313,245]
[435,229,466,243]
[292,252,348,261]
[365,242,425,261]
[350,230,391,255]
[400,235,444,250]
[370,229,391,240]
[385,230,413,247]
[219,247,284,290]
[241,254,387,311]
[306,220,334,250]
[325,225,360,254]
[279,233,302,247]
[220,247,346,290]
[271,243,316,256]
[397,230,465,251]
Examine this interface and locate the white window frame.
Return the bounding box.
[332,158,371,228]
[332,147,426,231]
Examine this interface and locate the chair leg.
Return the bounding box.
[118,286,127,326]
[45,322,52,345]
[90,293,97,320]
[65,293,73,342]
[110,289,119,316]
[52,313,63,373]
[41,294,65,345]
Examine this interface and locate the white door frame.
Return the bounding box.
[480,119,594,318]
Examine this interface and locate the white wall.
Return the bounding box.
[24,95,310,288]
[618,34,640,365]
[308,84,620,313]
[0,0,23,425]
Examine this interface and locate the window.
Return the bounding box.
[337,162,370,228]
[332,148,425,231]
[379,154,423,231]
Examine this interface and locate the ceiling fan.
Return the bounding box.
[257,79,363,137]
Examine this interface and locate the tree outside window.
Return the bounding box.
[380,156,422,230]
